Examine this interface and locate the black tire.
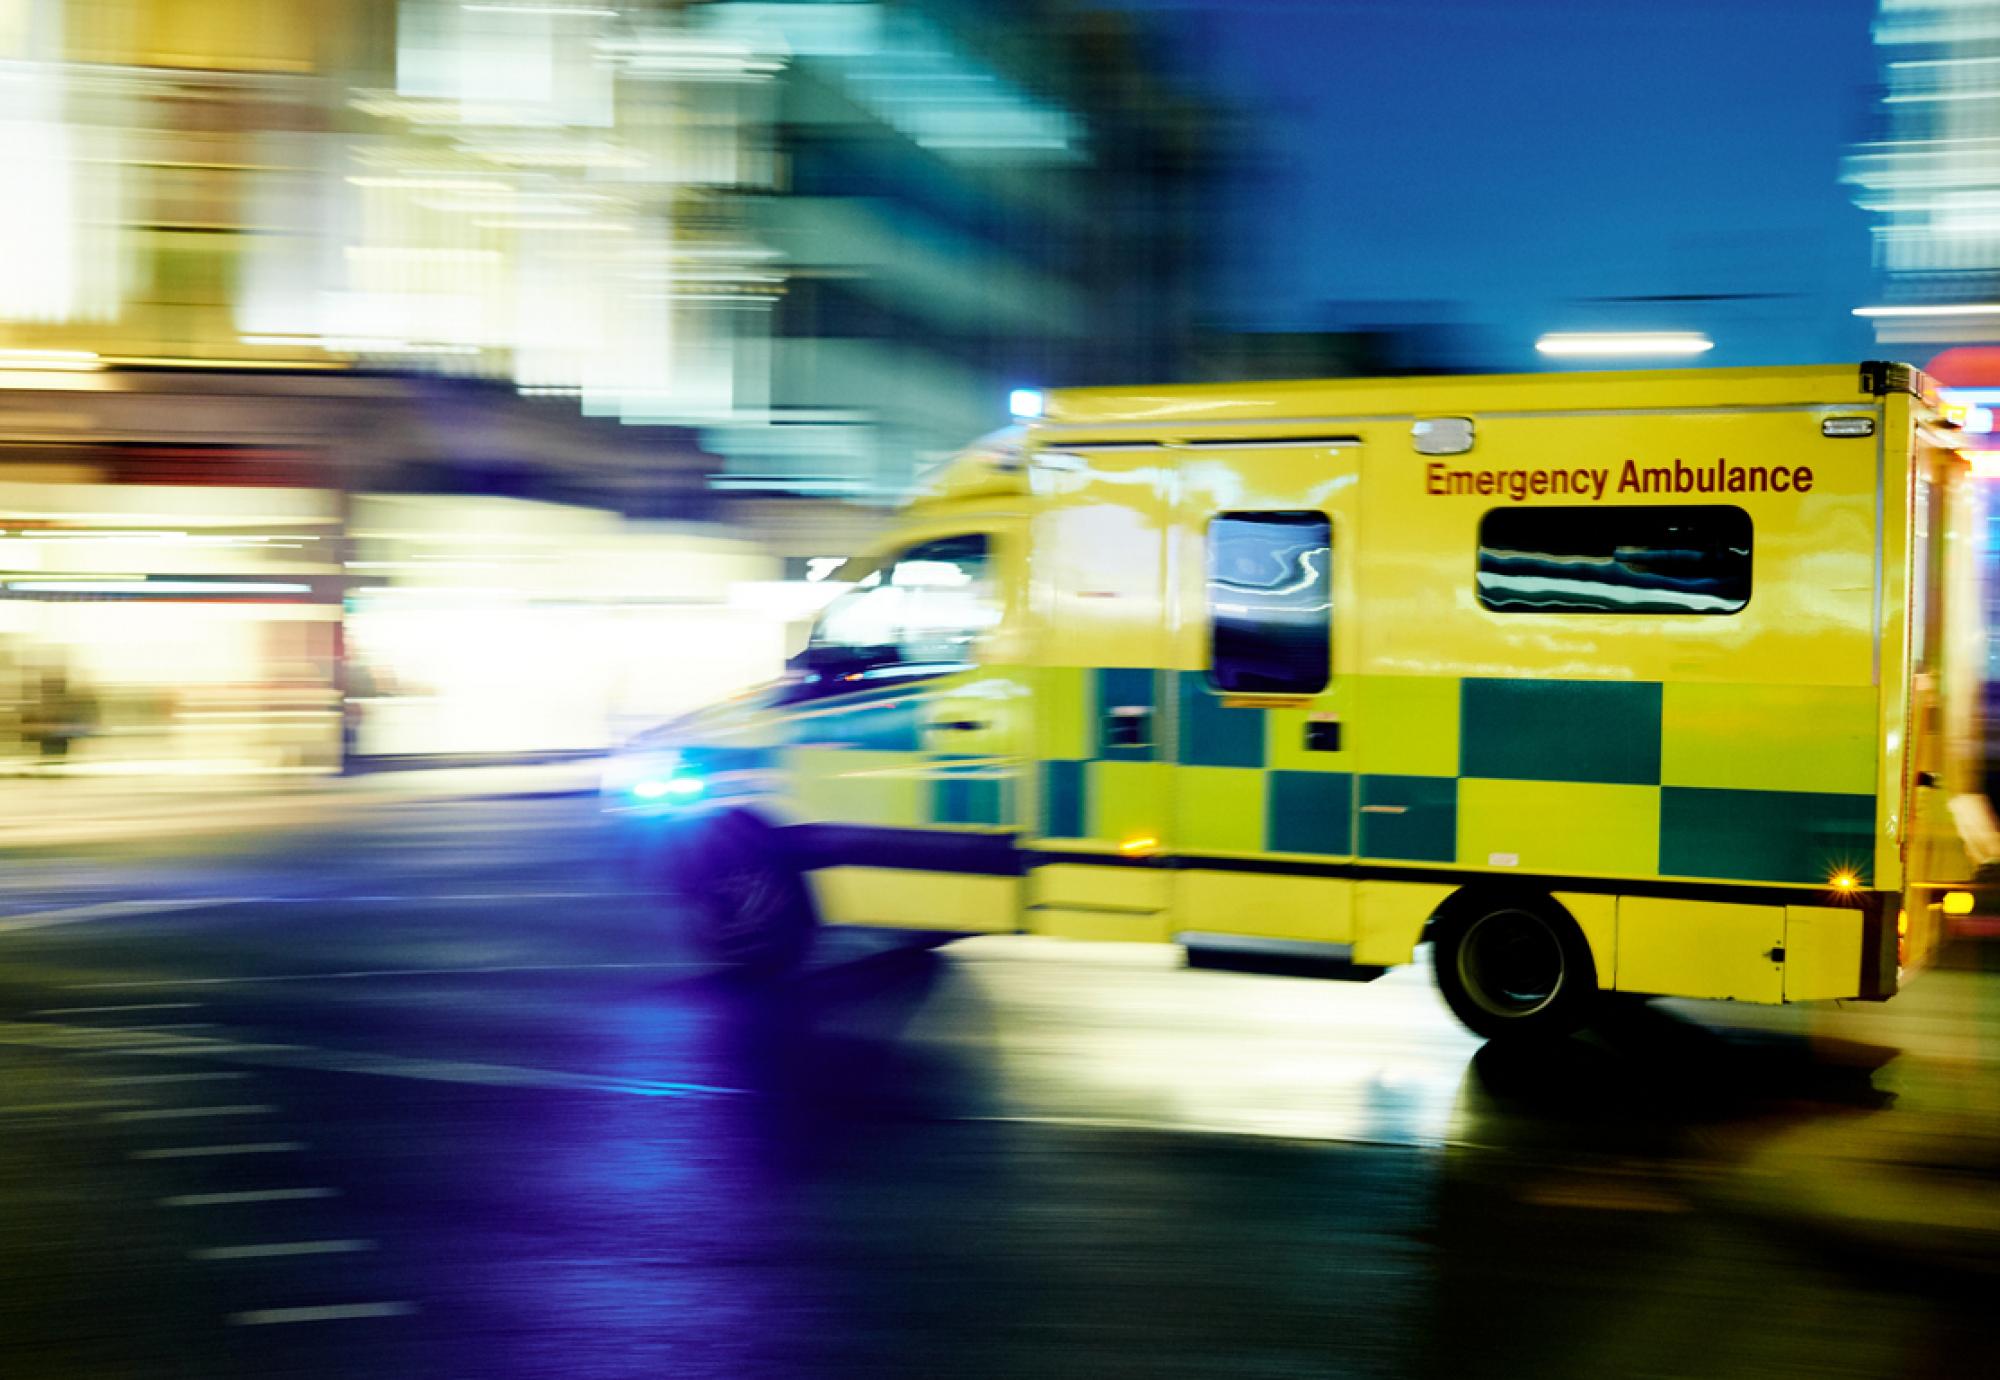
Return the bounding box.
[683,815,815,978]
[1431,893,1597,1042]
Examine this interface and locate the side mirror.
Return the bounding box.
[792,642,901,684]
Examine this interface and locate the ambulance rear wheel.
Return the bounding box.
[686,815,814,978]
[1432,895,1596,1042]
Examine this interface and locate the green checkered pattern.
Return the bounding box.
[770,682,1013,830]
[1036,669,1879,887]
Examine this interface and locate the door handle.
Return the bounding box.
[927,719,988,733]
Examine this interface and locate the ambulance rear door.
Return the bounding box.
[1168,437,1361,950]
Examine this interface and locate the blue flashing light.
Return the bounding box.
[1008,387,1044,420]
[631,773,704,802]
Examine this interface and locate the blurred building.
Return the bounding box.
[1847,0,2000,687]
[0,0,1216,770]
[1846,0,2000,348]
[1,0,1212,496]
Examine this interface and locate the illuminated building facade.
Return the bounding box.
[1848,0,2000,346]
[1,0,1209,496]
[0,1,1211,770]
[1848,2,2000,684]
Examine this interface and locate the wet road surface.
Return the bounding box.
[0,796,1992,1378]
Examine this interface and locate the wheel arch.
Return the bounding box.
[1422,884,1613,989]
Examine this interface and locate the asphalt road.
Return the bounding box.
[0,795,1991,1379]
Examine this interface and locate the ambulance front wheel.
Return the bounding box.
[1431,894,1597,1042]
[684,814,815,978]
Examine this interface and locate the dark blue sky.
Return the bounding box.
[1148,0,1884,369]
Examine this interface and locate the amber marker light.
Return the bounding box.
[1831,871,1859,891]
[1944,891,1975,915]
[1119,835,1160,856]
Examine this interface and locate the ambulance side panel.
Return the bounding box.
[1350,402,1884,990]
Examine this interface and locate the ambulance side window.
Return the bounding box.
[1476,505,1752,615]
[798,534,997,695]
[1207,512,1332,694]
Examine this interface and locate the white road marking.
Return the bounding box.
[75,1041,289,1057]
[0,1020,244,1055]
[193,1239,373,1261]
[2,1099,144,1114]
[162,1188,338,1208]
[229,1302,414,1326]
[213,1047,747,1098]
[0,897,254,934]
[67,960,700,990]
[399,890,653,902]
[5,888,647,934]
[87,1071,251,1086]
[19,1012,738,1099]
[131,1142,302,1160]
[107,1104,276,1122]
[34,1002,205,1016]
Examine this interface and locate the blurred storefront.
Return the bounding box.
[0,471,341,774]
[0,369,807,774]
[346,494,788,759]
[0,0,1213,771]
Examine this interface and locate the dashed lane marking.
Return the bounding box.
[0,1021,246,1054]
[13,1018,741,1098]
[66,960,701,990]
[107,1104,276,1122]
[131,1142,303,1160]
[1,887,649,937]
[0,897,255,934]
[34,1002,205,1016]
[229,1303,414,1326]
[193,1240,374,1261]
[87,1071,251,1086]
[162,1188,338,1208]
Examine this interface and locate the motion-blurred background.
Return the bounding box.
[7,8,2000,1377]
[0,0,1989,773]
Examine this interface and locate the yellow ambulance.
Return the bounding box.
[607,363,1987,1040]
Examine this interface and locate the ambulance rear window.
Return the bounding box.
[1477,505,1752,615]
[1207,512,1332,693]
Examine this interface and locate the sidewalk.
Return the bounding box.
[0,758,604,853]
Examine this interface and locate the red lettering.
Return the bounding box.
[1530,471,1549,495]
[1476,472,1496,495]
[1794,466,1813,493]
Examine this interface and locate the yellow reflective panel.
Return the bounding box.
[1617,897,1785,1002]
[1361,408,1876,687]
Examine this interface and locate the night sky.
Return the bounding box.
[1146,0,1884,369]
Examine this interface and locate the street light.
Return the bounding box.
[1534,332,1715,358]
[1853,304,2000,318]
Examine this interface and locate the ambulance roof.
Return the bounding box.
[1035,363,1917,431]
